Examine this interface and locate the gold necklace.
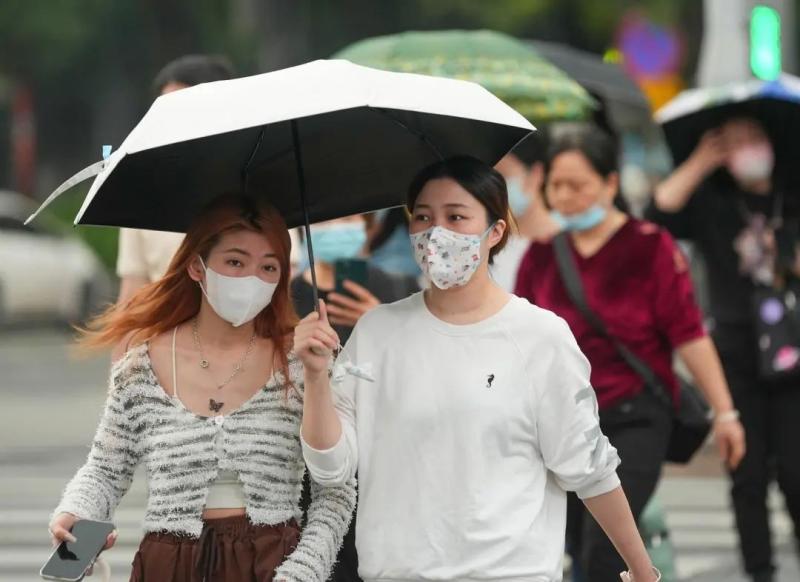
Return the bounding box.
[191,318,257,390]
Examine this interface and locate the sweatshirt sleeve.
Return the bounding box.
[274,475,357,582]
[52,377,141,521]
[534,318,621,500]
[301,323,362,488]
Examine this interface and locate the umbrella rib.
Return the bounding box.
[241,128,266,194]
[369,107,444,160]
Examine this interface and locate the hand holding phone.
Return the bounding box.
[328,261,379,328]
[42,517,116,581]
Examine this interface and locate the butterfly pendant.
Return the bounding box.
[209,399,224,413]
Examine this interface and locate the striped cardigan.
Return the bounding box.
[53,343,356,582]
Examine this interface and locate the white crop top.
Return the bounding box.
[172,328,246,509]
[205,437,246,508]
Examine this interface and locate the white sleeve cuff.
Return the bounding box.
[301,431,351,486]
[575,472,622,500]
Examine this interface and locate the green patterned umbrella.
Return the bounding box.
[333,29,594,122]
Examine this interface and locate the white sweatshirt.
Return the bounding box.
[303,292,621,582]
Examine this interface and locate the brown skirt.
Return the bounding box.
[130,515,300,582]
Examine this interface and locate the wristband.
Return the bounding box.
[620,567,662,581]
[708,409,740,423]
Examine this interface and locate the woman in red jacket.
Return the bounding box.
[514,126,746,582]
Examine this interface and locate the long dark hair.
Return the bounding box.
[368,207,409,253]
[406,156,511,264]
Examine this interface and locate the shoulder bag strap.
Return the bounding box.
[552,232,671,405]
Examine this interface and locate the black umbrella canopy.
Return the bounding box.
[528,40,651,131]
[78,106,530,233]
[660,99,800,171]
[657,77,800,170]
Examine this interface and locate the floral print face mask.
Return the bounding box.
[410,224,494,289]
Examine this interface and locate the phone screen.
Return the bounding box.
[41,520,114,581]
[334,259,369,295]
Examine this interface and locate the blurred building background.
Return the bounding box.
[0,1,705,204]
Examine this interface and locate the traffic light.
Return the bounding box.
[750,5,782,80]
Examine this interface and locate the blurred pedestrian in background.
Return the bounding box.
[492,145,556,291]
[515,126,746,582]
[647,117,800,582]
[292,213,418,345]
[50,195,355,581]
[116,55,236,304]
[366,207,421,280]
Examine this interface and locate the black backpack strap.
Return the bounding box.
[552,232,671,405]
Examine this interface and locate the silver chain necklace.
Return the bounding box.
[191,318,257,391]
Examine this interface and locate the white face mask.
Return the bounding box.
[410,224,493,290]
[728,144,774,184]
[198,258,278,327]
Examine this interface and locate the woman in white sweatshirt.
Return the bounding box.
[295,156,659,582]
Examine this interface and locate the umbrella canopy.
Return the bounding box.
[656,74,800,168]
[332,30,594,122]
[527,40,650,130]
[28,59,534,233]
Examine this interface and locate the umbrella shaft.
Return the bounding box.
[291,119,320,311]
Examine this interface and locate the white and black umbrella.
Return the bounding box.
[28,59,534,301]
[656,74,800,169]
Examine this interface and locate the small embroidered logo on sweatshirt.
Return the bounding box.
[486,374,495,388]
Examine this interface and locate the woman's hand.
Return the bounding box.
[713,415,746,470]
[49,512,117,550]
[49,512,78,546]
[327,281,380,327]
[294,300,340,377]
[688,129,729,176]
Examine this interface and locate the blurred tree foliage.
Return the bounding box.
[305,0,700,70]
[0,0,260,268]
[0,0,701,189]
[0,0,699,268]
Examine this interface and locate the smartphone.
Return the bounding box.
[334,258,369,295]
[40,520,114,581]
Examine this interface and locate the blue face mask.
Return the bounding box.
[551,205,608,232]
[309,222,367,264]
[507,178,532,217]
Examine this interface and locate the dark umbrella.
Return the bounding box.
[527,40,651,131]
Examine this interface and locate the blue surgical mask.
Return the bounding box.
[507,177,532,217]
[309,222,367,264]
[551,205,607,232]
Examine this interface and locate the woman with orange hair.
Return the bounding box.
[47,195,356,582]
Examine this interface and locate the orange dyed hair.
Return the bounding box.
[81,195,299,383]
